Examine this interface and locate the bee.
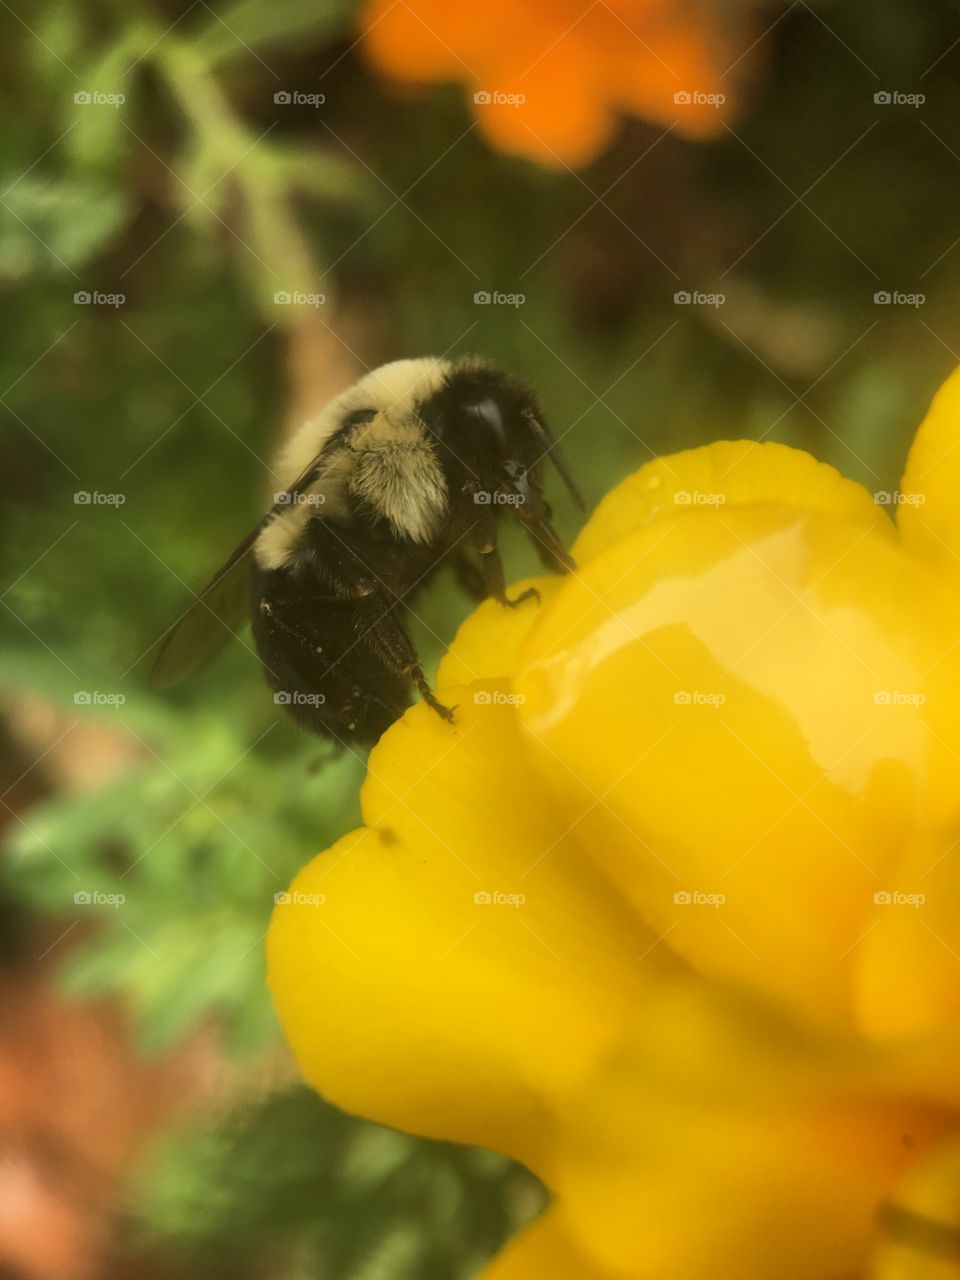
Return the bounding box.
[151,356,585,746]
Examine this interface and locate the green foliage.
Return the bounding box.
[0,175,130,277]
[6,688,362,1055]
[192,0,356,66]
[127,1087,545,1278]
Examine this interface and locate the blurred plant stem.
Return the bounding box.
[157,39,321,318]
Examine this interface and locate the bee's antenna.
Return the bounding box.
[525,414,588,513]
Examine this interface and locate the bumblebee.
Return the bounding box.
[152,356,584,745]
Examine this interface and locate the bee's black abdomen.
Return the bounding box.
[251,566,411,746]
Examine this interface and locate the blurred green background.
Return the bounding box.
[1,0,959,1276]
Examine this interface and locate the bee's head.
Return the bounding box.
[420,362,584,522]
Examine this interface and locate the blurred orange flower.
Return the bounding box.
[360,0,743,167]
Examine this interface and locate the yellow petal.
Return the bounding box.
[267,687,679,1164]
[517,502,960,1023]
[480,1210,629,1280]
[868,1133,960,1280]
[548,985,953,1280]
[855,787,960,1040]
[436,575,561,690]
[574,440,887,567]
[898,365,960,567]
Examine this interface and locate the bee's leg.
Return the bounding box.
[472,520,540,609]
[353,594,456,724]
[483,551,539,609]
[300,522,453,724]
[413,674,457,723]
[453,550,487,602]
[519,512,576,574]
[302,519,382,600]
[256,597,320,653]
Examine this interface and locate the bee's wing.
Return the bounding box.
[149,449,336,691]
[149,525,264,691]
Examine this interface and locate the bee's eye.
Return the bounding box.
[464,397,507,446]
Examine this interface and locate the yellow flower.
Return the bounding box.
[268,369,960,1279]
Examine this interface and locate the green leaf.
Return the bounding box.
[192,0,357,67]
[127,1087,545,1276]
[0,175,129,277]
[65,35,145,173]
